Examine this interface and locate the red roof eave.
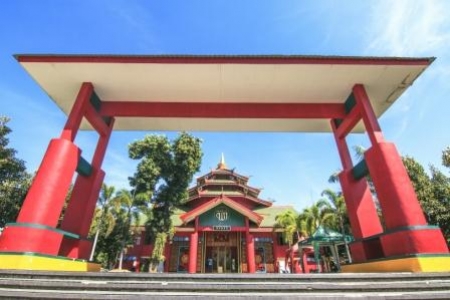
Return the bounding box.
[15,54,434,66]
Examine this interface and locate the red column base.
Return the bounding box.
[349,238,384,263]
[380,226,449,257]
[0,223,66,255]
[350,226,448,263]
[59,237,93,260]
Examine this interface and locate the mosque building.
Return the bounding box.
[126,155,295,273]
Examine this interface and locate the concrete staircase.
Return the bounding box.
[0,270,449,299]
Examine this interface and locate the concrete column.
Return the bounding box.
[355,84,449,257]
[59,118,114,259]
[331,119,383,262]
[16,139,79,227]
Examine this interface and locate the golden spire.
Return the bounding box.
[217,153,227,169]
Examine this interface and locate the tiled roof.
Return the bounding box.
[133,207,188,227]
[254,206,297,227]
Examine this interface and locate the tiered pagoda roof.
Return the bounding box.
[186,154,272,208]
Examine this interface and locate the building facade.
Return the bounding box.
[126,155,294,273]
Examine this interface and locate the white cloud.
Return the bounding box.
[366,0,450,56]
[102,148,137,191]
[364,0,450,145]
[104,1,162,52]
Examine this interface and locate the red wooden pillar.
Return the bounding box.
[245,218,256,273]
[164,237,172,273]
[188,217,199,273]
[246,233,255,273]
[188,231,198,273]
[0,83,92,255]
[355,84,449,257]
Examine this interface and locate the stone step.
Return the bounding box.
[0,270,449,299]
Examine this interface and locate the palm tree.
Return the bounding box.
[89,183,116,261]
[111,189,150,269]
[321,189,349,235]
[275,210,299,246]
[297,200,335,236]
[321,188,353,264]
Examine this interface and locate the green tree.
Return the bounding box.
[429,166,450,242]
[128,132,202,267]
[442,147,450,168]
[275,209,298,246]
[402,156,450,244]
[0,117,31,228]
[111,188,151,268]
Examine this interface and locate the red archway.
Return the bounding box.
[0,55,448,272]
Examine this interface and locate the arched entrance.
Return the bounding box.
[0,55,448,272]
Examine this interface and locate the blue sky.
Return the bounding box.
[1,1,449,210]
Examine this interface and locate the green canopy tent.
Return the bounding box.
[298,226,353,272]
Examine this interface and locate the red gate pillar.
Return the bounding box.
[331,121,383,262]
[354,84,449,258]
[0,83,91,257]
[335,84,450,272]
[0,82,111,271]
[59,118,114,259]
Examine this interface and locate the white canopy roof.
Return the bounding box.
[16,55,433,132]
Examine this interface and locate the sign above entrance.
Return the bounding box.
[213,225,231,231]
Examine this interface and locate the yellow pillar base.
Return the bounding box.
[0,252,100,272]
[341,255,450,273]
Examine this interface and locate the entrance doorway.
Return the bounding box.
[203,232,240,273]
[205,246,238,273]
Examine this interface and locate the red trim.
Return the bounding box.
[15,54,434,66]
[100,102,346,119]
[193,179,261,193]
[196,169,249,182]
[187,193,272,207]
